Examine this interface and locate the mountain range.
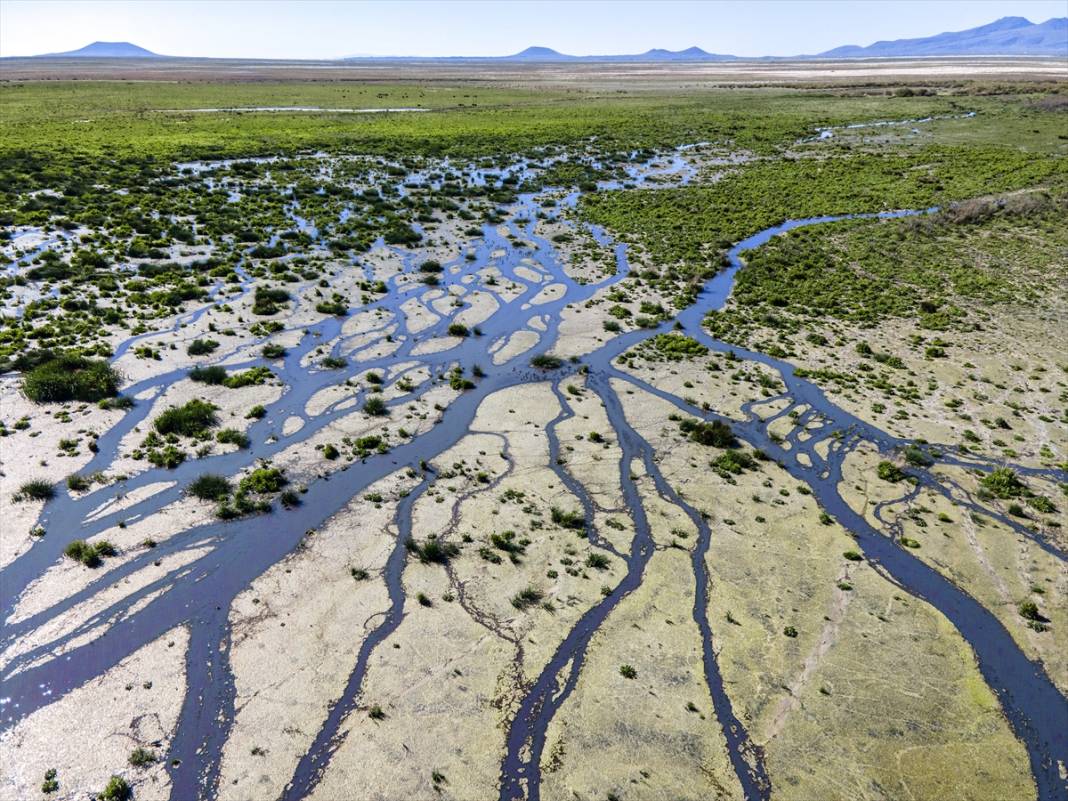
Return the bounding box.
[25,16,1068,61]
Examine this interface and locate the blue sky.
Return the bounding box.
[1,0,1064,59]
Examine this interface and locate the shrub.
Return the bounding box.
[551,507,585,530]
[406,537,460,564]
[189,365,227,385]
[15,478,54,502]
[316,301,348,316]
[147,444,185,468]
[154,399,218,436]
[98,396,135,410]
[585,553,610,570]
[783,625,798,637]
[1027,495,1057,514]
[188,474,231,501]
[64,539,115,568]
[66,474,89,492]
[98,775,131,801]
[511,586,544,610]
[186,339,219,356]
[530,354,563,369]
[843,550,863,561]
[876,461,905,482]
[419,259,443,273]
[128,747,156,767]
[980,467,1025,499]
[903,445,933,467]
[680,418,736,448]
[262,343,287,359]
[41,768,58,794]
[239,467,286,494]
[448,323,469,337]
[22,353,120,403]
[252,287,289,315]
[216,428,250,448]
[363,395,388,416]
[490,530,527,562]
[619,664,637,679]
[246,405,267,419]
[712,450,756,475]
[224,367,272,389]
[1019,600,1044,621]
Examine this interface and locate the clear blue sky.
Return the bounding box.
[1,0,1064,59]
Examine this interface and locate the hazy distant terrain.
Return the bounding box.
[15,15,1068,63]
[0,42,1066,801]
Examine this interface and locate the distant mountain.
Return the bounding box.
[507,46,576,61]
[24,16,1068,62]
[342,18,1065,62]
[39,41,161,58]
[818,16,1067,58]
[343,45,736,63]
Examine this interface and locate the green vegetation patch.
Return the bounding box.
[20,352,120,403]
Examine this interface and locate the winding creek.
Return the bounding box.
[1,130,1066,801]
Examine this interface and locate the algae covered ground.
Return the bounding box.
[0,64,1065,801]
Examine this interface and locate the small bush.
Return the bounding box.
[188,474,231,501]
[1019,600,1044,622]
[224,366,272,389]
[154,399,218,436]
[246,405,267,419]
[511,586,544,610]
[16,478,54,502]
[316,301,348,316]
[64,539,115,568]
[530,354,563,370]
[448,323,469,337]
[680,418,736,448]
[262,343,287,359]
[407,537,460,564]
[41,768,58,794]
[980,467,1026,499]
[216,428,250,448]
[550,507,585,530]
[98,775,131,801]
[619,664,637,679]
[239,467,286,494]
[363,395,388,416]
[128,747,156,767]
[712,450,756,475]
[187,339,219,356]
[876,461,905,482]
[189,365,227,385]
[585,553,610,570]
[22,353,120,403]
[66,474,90,492]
